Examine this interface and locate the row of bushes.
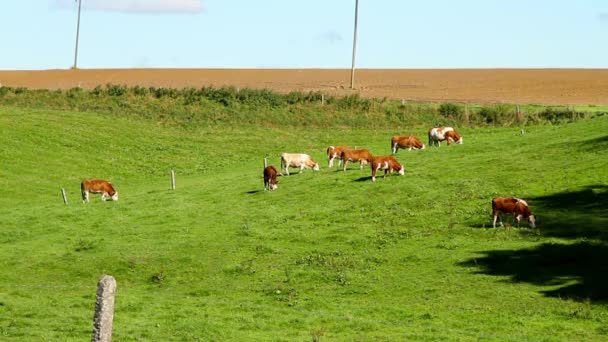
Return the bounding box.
[0,84,599,128]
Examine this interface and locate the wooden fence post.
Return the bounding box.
[61,188,68,205]
[264,157,268,168]
[91,275,116,342]
[170,169,176,190]
[321,94,325,105]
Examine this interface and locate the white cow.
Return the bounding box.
[428,127,463,147]
[280,153,320,175]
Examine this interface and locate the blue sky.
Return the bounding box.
[1,0,607,70]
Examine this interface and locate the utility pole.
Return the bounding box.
[73,0,83,69]
[350,0,359,89]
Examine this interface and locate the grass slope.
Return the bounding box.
[1,106,607,341]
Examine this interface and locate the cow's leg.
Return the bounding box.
[372,164,380,182]
[101,192,108,201]
[299,165,305,174]
[392,143,398,154]
[492,213,498,228]
[515,214,522,227]
[83,190,89,203]
[328,156,334,168]
[343,160,348,172]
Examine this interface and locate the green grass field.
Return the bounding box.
[1,106,607,341]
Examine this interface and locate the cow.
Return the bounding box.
[491,197,536,228]
[327,145,349,168]
[371,156,405,182]
[340,148,373,171]
[280,153,320,175]
[390,135,426,154]
[428,127,463,147]
[81,179,118,203]
[263,165,279,191]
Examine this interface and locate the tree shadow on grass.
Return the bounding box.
[459,242,608,302]
[460,185,608,302]
[532,185,608,241]
[571,135,608,153]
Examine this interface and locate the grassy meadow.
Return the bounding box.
[1,103,608,341]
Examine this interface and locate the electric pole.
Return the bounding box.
[73,0,83,69]
[350,0,359,89]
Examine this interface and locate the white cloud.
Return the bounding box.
[53,0,203,14]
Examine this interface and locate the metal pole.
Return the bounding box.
[73,0,83,69]
[350,0,359,89]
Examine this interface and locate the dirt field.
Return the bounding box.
[1,68,607,105]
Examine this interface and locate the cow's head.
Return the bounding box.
[269,182,278,191]
[396,164,405,175]
[453,132,463,144]
[313,163,320,171]
[111,191,118,201]
[528,215,536,228]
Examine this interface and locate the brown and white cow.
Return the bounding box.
[327,145,349,168]
[428,127,463,147]
[492,197,536,228]
[340,148,373,171]
[371,156,405,182]
[280,153,320,175]
[263,165,279,191]
[81,179,118,203]
[391,135,426,154]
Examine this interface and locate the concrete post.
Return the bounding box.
[170,169,176,190]
[91,275,117,342]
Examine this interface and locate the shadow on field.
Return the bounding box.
[245,189,264,194]
[461,185,608,302]
[354,175,373,182]
[573,135,608,152]
[532,185,608,241]
[459,242,608,302]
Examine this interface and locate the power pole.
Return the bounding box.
[73,0,83,69]
[350,0,360,89]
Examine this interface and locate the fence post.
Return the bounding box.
[321,94,325,105]
[91,275,116,342]
[170,169,176,190]
[264,157,268,168]
[61,188,68,205]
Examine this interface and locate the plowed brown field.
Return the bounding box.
[1,68,607,105]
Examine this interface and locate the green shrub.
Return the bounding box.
[438,103,462,118]
[536,107,586,124]
[476,104,513,125]
[106,83,127,96]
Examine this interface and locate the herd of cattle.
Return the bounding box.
[80,126,536,228]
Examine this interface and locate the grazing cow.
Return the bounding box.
[263,165,279,191]
[428,127,463,147]
[327,145,349,168]
[280,153,320,175]
[492,197,536,228]
[390,135,426,154]
[371,156,405,182]
[81,179,118,203]
[340,148,373,171]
